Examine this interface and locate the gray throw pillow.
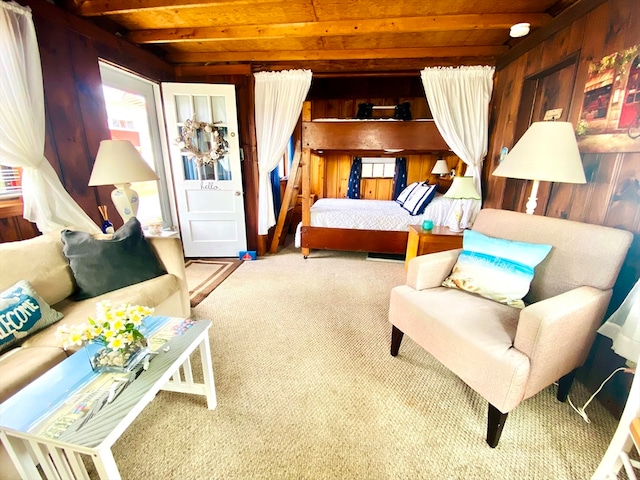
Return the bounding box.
[61,217,167,300]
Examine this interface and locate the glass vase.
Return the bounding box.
[86,338,149,374]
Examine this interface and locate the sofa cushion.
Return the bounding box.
[0,233,75,306]
[442,229,552,308]
[61,217,167,300]
[389,285,527,412]
[0,346,67,403]
[21,273,180,350]
[0,281,64,354]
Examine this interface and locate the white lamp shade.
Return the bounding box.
[443,176,481,200]
[89,140,159,186]
[492,122,586,184]
[431,158,450,175]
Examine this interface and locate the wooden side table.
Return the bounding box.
[405,224,464,269]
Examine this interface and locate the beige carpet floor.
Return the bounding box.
[109,243,619,480]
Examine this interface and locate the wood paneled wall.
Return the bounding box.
[484,0,640,416]
[306,95,462,200]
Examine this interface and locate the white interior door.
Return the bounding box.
[162,83,247,257]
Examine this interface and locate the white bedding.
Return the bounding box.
[308,194,479,231]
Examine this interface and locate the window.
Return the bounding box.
[99,62,175,229]
[361,158,396,178]
[0,166,21,199]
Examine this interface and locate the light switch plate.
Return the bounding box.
[543,108,563,121]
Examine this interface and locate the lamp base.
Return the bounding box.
[525,179,540,215]
[449,202,464,233]
[111,183,139,223]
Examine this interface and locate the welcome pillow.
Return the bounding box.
[442,230,552,308]
[61,217,167,300]
[0,280,64,353]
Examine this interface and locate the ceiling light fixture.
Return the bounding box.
[510,22,531,38]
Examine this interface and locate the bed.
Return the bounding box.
[296,195,480,255]
[296,101,480,257]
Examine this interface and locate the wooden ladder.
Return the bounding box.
[269,146,302,254]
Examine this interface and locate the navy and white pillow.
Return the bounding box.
[402,183,438,215]
[395,182,421,206]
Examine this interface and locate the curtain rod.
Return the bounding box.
[1,1,32,16]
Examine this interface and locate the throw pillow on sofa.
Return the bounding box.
[61,217,167,300]
[0,280,64,353]
[442,229,552,308]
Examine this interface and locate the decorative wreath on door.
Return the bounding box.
[176,117,229,167]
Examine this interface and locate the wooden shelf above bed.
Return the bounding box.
[302,120,449,153]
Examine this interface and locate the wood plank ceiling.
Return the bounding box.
[56,0,582,74]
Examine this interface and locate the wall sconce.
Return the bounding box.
[431,158,449,177]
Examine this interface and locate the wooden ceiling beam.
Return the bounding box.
[165,45,508,63]
[128,14,551,44]
[172,57,499,77]
[251,57,497,74]
[70,0,276,16]
[174,64,253,76]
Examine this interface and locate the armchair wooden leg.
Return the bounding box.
[390,325,404,356]
[557,368,578,402]
[487,403,508,448]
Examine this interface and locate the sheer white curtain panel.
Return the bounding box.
[254,69,312,235]
[420,65,495,196]
[0,2,99,233]
[598,279,640,364]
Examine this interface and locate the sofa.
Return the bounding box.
[0,228,190,404]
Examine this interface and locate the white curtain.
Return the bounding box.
[254,69,312,235]
[598,279,640,364]
[420,66,495,196]
[0,2,99,233]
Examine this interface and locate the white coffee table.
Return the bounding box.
[0,316,216,480]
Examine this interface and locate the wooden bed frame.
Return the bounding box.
[299,102,451,258]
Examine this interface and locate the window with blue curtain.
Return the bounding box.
[347,157,362,199]
[392,157,407,200]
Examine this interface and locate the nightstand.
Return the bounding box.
[405,224,464,269]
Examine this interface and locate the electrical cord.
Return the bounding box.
[568,367,633,423]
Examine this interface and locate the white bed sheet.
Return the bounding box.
[309,194,479,231]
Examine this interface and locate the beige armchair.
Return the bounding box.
[389,208,633,447]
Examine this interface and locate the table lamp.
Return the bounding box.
[443,176,480,232]
[88,140,159,223]
[431,158,449,177]
[492,121,586,214]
